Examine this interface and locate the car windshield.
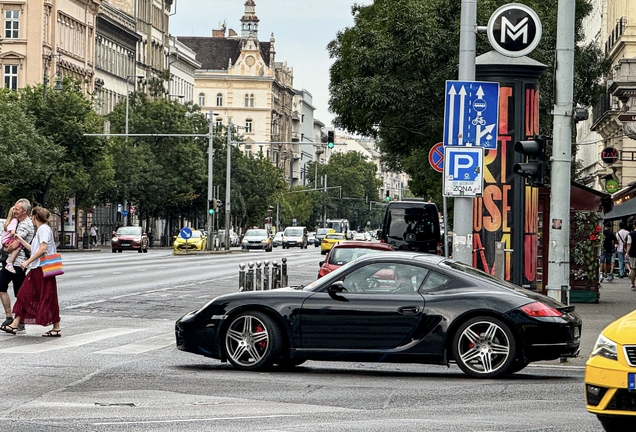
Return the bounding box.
[317,228,331,235]
[285,228,303,236]
[274,232,283,238]
[328,247,385,265]
[179,230,202,239]
[117,227,141,235]
[246,229,267,237]
[325,233,345,240]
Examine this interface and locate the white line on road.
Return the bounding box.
[94,333,174,354]
[0,328,142,353]
[93,414,300,426]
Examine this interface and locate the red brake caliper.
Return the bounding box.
[255,325,266,350]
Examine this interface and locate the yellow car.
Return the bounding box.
[320,233,346,255]
[585,309,636,431]
[173,229,207,251]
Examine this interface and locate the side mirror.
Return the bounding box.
[327,281,346,293]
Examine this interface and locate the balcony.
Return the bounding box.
[606,17,627,55]
[591,91,616,132]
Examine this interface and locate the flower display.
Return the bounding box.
[571,211,603,289]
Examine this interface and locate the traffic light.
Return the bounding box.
[513,136,548,187]
[385,190,391,202]
[327,131,335,149]
[208,199,217,214]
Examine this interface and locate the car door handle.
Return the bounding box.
[398,306,420,315]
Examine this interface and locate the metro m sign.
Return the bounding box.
[487,3,542,58]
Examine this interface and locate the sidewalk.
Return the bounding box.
[557,275,636,367]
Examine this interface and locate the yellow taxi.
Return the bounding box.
[584,309,636,431]
[173,229,207,251]
[320,232,346,255]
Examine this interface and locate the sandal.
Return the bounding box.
[0,324,17,335]
[42,329,61,338]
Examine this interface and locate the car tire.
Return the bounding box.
[138,247,143,253]
[452,316,516,378]
[111,249,117,253]
[276,358,306,369]
[117,249,122,253]
[506,358,529,375]
[597,415,632,432]
[223,311,282,371]
[321,250,326,255]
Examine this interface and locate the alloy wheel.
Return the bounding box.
[453,318,515,377]
[225,314,272,368]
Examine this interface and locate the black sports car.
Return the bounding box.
[175,252,582,378]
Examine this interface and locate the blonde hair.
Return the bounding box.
[3,207,15,231]
[30,206,51,225]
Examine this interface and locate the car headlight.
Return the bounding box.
[242,239,248,244]
[112,237,118,243]
[591,333,618,361]
[133,237,141,242]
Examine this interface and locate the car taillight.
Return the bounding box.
[380,238,386,243]
[520,301,563,317]
[322,239,328,244]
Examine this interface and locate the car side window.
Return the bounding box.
[420,271,451,292]
[341,263,428,294]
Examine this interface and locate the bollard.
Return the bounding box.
[281,257,288,287]
[238,263,246,291]
[246,262,254,291]
[263,259,270,290]
[255,261,262,291]
[272,260,280,289]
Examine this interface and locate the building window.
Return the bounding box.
[198,92,205,106]
[244,93,249,107]
[216,93,223,106]
[250,93,254,107]
[244,144,252,158]
[4,10,19,39]
[215,118,223,129]
[4,65,18,90]
[245,118,253,133]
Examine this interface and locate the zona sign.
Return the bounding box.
[487,3,542,58]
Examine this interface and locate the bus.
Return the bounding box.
[326,219,350,238]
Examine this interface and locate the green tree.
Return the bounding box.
[279,186,317,228]
[328,0,610,198]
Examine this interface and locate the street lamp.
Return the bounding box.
[42,52,63,98]
[207,110,220,251]
[225,120,233,251]
[123,75,144,225]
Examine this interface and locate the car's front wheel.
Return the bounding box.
[111,249,117,253]
[452,316,516,378]
[224,311,281,370]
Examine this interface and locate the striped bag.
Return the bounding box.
[41,253,64,278]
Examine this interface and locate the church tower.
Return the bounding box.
[240,0,259,38]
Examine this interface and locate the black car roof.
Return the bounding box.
[352,251,445,265]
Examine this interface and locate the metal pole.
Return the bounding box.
[323,174,327,227]
[124,78,130,226]
[207,110,214,250]
[453,0,477,265]
[225,120,232,251]
[443,196,449,257]
[547,0,575,303]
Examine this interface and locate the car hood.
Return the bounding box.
[115,234,142,240]
[175,237,203,243]
[600,309,636,345]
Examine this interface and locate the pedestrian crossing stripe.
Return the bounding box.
[0,328,154,354]
[94,333,174,354]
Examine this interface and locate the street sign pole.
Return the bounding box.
[453,0,477,265]
[546,0,576,304]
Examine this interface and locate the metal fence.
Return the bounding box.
[239,258,288,291]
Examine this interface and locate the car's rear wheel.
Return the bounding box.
[506,358,529,375]
[598,415,633,432]
[276,358,306,369]
[224,311,281,370]
[452,316,516,378]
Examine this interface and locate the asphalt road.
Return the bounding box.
[0,247,604,431]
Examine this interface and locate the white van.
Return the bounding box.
[282,226,308,249]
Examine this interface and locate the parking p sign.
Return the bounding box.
[443,147,484,197]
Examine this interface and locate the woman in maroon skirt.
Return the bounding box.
[0,206,61,336]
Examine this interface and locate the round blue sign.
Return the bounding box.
[121,210,128,217]
[180,227,193,239]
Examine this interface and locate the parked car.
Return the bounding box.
[318,241,394,278]
[176,252,582,377]
[273,231,284,247]
[320,232,346,255]
[585,309,636,431]
[218,229,239,247]
[353,232,368,241]
[173,229,207,251]
[282,226,308,249]
[112,226,148,253]
[314,227,335,247]
[241,229,273,252]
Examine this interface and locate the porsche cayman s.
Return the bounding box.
[175,253,581,378]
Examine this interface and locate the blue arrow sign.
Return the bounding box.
[180,227,193,240]
[443,80,499,148]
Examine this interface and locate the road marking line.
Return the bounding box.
[93,414,300,425]
[94,333,174,354]
[0,328,142,354]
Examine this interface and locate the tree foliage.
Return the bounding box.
[328,0,611,199]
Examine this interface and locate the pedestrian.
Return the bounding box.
[0,199,34,329]
[90,225,97,246]
[615,221,630,278]
[1,206,23,274]
[600,221,616,282]
[0,206,61,336]
[625,220,636,291]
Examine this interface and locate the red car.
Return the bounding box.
[318,241,394,278]
[112,226,149,253]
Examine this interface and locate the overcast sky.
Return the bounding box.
[170,0,373,128]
